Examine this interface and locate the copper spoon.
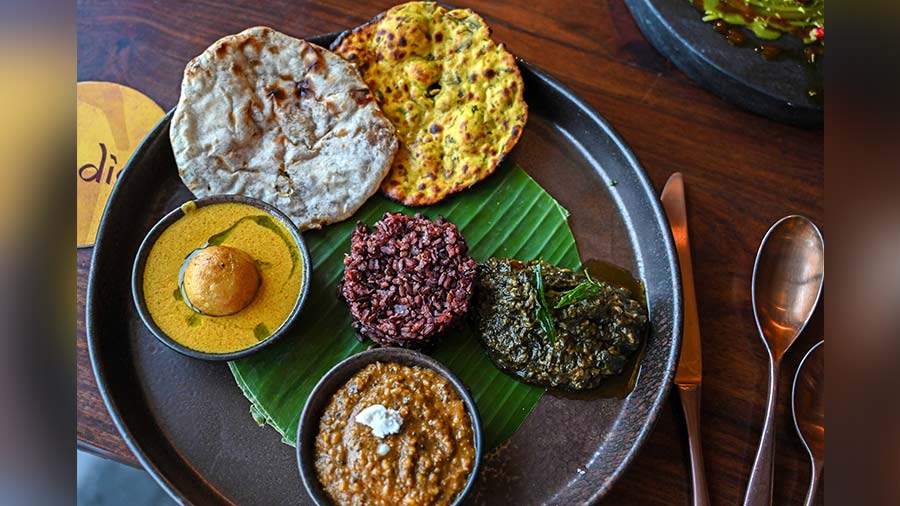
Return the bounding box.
[793,340,825,506]
[742,215,824,506]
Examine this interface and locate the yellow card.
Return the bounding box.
[77,81,164,247]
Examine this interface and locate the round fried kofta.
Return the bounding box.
[182,245,261,316]
[339,212,477,347]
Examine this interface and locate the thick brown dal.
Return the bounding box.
[315,362,475,506]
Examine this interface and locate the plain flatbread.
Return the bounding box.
[171,27,398,230]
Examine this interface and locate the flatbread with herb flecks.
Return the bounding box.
[331,2,527,206]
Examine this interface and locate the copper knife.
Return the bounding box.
[662,172,710,506]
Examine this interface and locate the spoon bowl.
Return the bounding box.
[743,215,824,506]
[793,340,825,506]
[753,216,826,360]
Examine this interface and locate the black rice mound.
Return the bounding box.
[339,212,478,347]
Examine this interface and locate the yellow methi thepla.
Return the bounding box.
[332,1,527,206]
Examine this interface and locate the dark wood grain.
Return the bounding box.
[76,1,824,504]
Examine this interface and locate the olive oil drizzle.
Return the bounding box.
[586,259,647,398]
[582,259,646,304]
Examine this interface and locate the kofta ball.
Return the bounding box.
[339,212,477,347]
[182,245,260,316]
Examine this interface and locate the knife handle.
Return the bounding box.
[679,383,711,506]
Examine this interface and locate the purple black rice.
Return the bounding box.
[339,212,477,347]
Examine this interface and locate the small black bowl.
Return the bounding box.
[297,347,483,506]
[131,194,312,361]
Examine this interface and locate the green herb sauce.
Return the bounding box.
[694,0,824,42]
[474,259,648,391]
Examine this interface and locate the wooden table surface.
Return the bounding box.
[77,1,824,504]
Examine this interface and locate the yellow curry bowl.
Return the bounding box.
[131,194,312,360]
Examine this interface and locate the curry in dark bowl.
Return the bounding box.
[297,347,483,506]
[132,195,311,359]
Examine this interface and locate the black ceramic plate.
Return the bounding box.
[87,32,681,505]
[625,0,823,126]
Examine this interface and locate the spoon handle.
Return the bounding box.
[742,359,780,506]
[803,459,824,506]
[678,383,711,506]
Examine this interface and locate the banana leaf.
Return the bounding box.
[229,164,580,449]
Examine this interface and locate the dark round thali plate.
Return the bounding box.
[87,32,681,505]
[625,0,823,126]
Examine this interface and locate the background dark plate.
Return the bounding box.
[87,33,681,505]
[625,0,823,126]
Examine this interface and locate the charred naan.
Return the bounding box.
[171,27,398,230]
[332,2,527,206]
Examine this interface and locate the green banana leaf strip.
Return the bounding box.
[229,164,580,449]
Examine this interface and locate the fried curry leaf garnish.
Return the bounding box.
[531,262,557,344]
[554,270,603,308]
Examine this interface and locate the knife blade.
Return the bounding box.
[661,172,710,506]
[663,172,702,385]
